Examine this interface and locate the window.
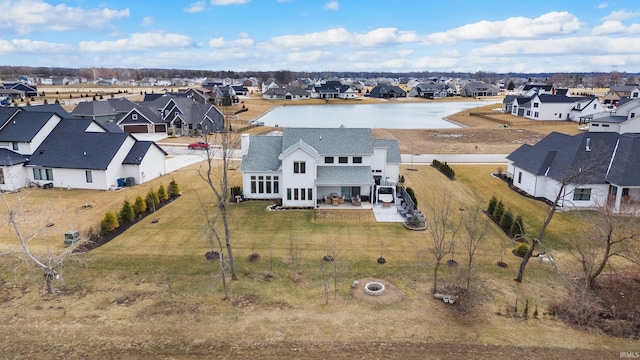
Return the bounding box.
[518,172,522,184]
[633,92,639,98]
[324,157,334,164]
[602,124,610,127]
[631,113,636,118]
[258,176,264,193]
[592,123,600,127]
[0,142,9,147]
[534,112,539,118]
[33,168,53,181]
[273,176,279,194]
[250,176,257,193]
[353,156,362,164]
[293,188,299,200]
[300,188,305,200]
[0,168,4,184]
[573,188,592,201]
[85,170,93,183]
[287,188,292,200]
[307,188,313,201]
[132,114,138,120]
[12,142,18,151]
[293,161,306,174]
[265,176,272,193]
[526,110,530,116]
[593,103,597,109]
[338,156,348,164]
[558,113,562,119]
[533,103,539,108]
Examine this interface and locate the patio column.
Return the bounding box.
[614,185,623,213]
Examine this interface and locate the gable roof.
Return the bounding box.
[282,128,373,156]
[240,135,283,172]
[605,134,640,186]
[507,132,622,185]
[122,141,166,165]
[0,148,28,166]
[373,138,402,163]
[27,119,131,170]
[0,110,60,142]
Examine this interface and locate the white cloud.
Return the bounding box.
[0,38,74,53]
[270,27,418,49]
[184,1,206,13]
[79,32,195,52]
[470,36,640,57]
[592,20,627,35]
[211,0,249,5]
[141,16,154,27]
[601,10,640,21]
[325,1,339,11]
[0,0,129,34]
[208,37,254,48]
[424,11,581,44]
[287,50,325,62]
[597,3,608,9]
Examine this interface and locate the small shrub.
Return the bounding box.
[146,189,160,212]
[510,215,525,236]
[487,195,497,215]
[500,210,514,234]
[100,211,119,234]
[168,179,180,197]
[157,184,168,202]
[133,195,147,216]
[493,200,505,221]
[118,200,135,224]
[514,243,529,257]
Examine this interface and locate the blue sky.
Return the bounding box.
[1,0,639,73]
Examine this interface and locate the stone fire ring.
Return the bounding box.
[363,282,386,296]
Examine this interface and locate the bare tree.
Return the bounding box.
[569,203,640,290]
[0,190,86,294]
[461,200,491,291]
[197,105,240,281]
[425,190,463,293]
[196,193,230,300]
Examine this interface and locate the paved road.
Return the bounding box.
[401,153,508,164]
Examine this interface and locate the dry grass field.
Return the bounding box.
[1,90,636,358]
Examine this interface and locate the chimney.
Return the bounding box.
[586,137,591,152]
[241,133,250,156]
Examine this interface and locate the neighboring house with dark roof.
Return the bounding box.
[262,86,311,100]
[460,81,499,97]
[507,130,640,214]
[369,84,406,99]
[156,97,224,135]
[0,106,166,192]
[240,127,400,208]
[602,84,640,105]
[408,82,452,99]
[507,93,606,122]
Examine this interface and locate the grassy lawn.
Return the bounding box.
[1,161,637,358]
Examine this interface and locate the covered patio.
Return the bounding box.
[316,166,374,207]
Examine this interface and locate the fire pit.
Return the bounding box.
[364,282,386,296]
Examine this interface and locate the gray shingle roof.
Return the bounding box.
[605,134,640,186]
[373,139,401,163]
[316,166,373,185]
[0,110,60,142]
[282,128,373,156]
[240,135,282,172]
[28,119,130,170]
[507,132,627,185]
[0,148,27,166]
[122,141,166,165]
[72,101,118,117]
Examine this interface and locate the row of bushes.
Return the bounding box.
[487,195,526,238]
[98,179,180,236]
[431,159,455,179]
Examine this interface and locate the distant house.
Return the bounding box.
[153,96,224,135]
[460,81,499,97]
[602,84,640,106]
[408,82,451,99]
[589,98,640,133]
[369,84,406,99]
[262,86,311,100]
[241,127,401,208]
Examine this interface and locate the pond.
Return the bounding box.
[255,101,496,129]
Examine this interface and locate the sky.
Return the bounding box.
[1,0,640,73]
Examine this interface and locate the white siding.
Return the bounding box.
[280,148,317,207]
[0,164,28,192]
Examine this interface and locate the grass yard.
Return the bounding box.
[1,161,637,359]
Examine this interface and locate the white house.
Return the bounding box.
[0,106,167,192]
[589,98,640,133]
[240,128,401,208]
[513,94,605,121]
[507,131,640,214]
